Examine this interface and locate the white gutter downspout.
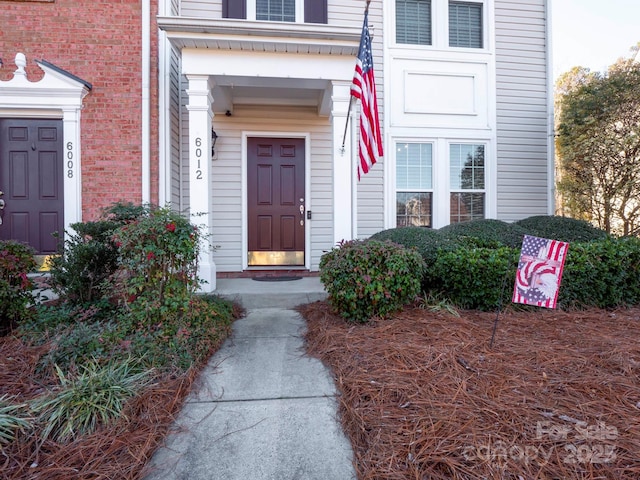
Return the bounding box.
[545,0,555,215]
[141,0,151,203]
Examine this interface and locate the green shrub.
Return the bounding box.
[514,215,609,243]
[559,236,640,309]
[37,320,123,374]
[49,202,149,306]
[32,358,153,443]
[112,206,201,325]
[0,241,37,335]
[370,226,454,268]
[320,239,426,322]
[123,295,236,371]
[429,246,519,311]
[437,219,528,248]
[49,220,122,305]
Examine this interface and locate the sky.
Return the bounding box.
[551,0,640,80]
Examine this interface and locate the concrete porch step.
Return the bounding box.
[213,276,327,310]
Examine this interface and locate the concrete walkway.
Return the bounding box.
[144,277,356,480]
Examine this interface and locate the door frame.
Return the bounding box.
[0,56,91,247]
[241,131,311,271]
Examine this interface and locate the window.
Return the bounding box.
[450,143,485,223]
[224,0,327,23]
[396,0,432,45]
[257,0,295,22]
[449,1,483,48]
[396,143,433,227]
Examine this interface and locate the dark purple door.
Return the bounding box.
[247,137,305,266]
[0,119,64,255]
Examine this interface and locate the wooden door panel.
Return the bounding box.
[257,216,273,250]
[10,152,28,197]
[248,137,305,266]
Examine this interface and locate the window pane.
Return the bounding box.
[396,0,432,45]
[450,144,484,190]
[397,192,433,227]
[396,143,432,190]
[449,2,482,48]
[450,193,484,223]
[257,0,295,22]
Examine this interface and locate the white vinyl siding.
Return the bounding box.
[169,48,182,210]
[494,0,551,220]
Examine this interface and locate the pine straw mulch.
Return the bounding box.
[299,301,640,480]
[0,334,199,480]
[0,304,244,480]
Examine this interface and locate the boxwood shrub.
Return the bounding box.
[514,215,609,243]
[429,246,519,311]
[437,219,528,249]
[558,236,640,309]
[320,239,426,322]
[369,226,459,268]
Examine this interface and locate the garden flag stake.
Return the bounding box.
[349,5,383,180]
[491,235,569,348]
[512,235,569,309]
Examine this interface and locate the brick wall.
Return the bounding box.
[0,0,160,220]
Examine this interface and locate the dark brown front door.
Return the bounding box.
[0,119,64,255]
[247,137,305,266]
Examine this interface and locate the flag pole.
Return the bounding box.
[340,97,354,156]
[489,270,510,348]
[340,0,372,156]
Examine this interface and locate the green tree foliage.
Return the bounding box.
[556,50,640,235]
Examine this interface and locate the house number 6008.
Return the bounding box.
[194,137,203,180]
[66,142,74,178]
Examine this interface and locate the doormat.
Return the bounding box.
[252,276,302,282]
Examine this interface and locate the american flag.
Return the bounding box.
[351,9,383,180]
[512,235,569,309]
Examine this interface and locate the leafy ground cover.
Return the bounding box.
[300,301,640,480]
[0,296,242,480]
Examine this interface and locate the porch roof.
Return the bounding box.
[157,17,360,56]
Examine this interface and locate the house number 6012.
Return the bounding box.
[66,142,74,178]
[194,137,203,180]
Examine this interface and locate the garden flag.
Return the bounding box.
[350,8,383,180]
[512,235,569,309]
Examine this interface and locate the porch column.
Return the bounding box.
[332,81,354,244]
[186,75,216,292]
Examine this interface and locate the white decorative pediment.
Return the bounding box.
[0,53,91,111]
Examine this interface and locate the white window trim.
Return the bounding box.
[390,137,495,229]
[446,140,489,225]
[395,140,435,227]
[446,0,487,51]
[247,0,304,23]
